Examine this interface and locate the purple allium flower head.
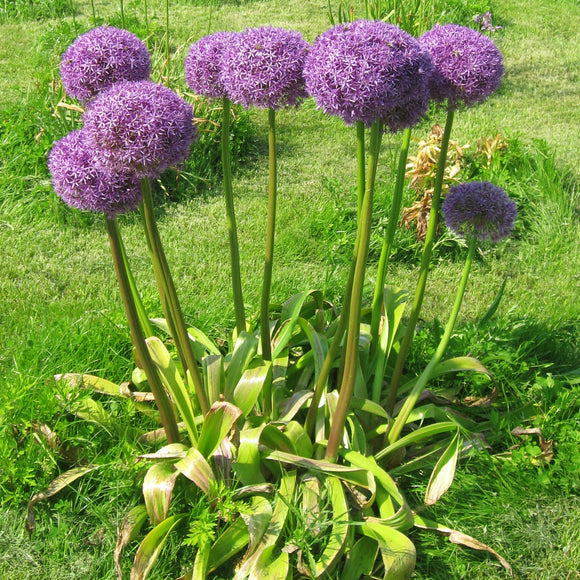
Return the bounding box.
[60,26,151,104]
[83,80,196,179]
[185,31,240,99]
[420,24,503,108]
[49,130,142,216]
[220,26,310,109]
[304,20,433,128]
[442,181,517,242]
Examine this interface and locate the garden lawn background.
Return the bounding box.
[0,0,579,578]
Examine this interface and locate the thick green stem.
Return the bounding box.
[260,108,277,368]
[356,121,366,217]
[119,0,125,28]
[221,97,246,337]
[105,216,180,444]
[144,0,149,43]
[326,120,382,461]
[140,178,210,415]
[165,0,170,85]
[90,0,96,25]
[370,127,412,350]
[385,106,455,414]
[387,235,476,444]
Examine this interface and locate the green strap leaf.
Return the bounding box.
[143,463,179,526]
[362,520,416,580]
[234,426,267,485]
[197,401,242,459]
[130,514,184,580]
[207,517,250,573]
[54,373,128,397]
[146,336,198,445]
[284,421,313,459]
[241,496,274,558]
[202,354,224,406]
[114,505,148,579]
[234,361,272,416]
[250,545,289,580]
[424,429,461,506]
[225,331,259,400]
[174,447,216,495]
[341,536,379,580]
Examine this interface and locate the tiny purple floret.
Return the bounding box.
[83,80,196,179]
[442,181,517,242]
[420,24,503,108]
[60,26,151,104]
[49,130,142,216]
[304,20,433,129]
[185,31,240,100]
[220,26,310,109]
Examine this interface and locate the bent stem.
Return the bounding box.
[260,108,277,369]
[387,235,477,444]
[221,97,246,337]
[105,216,180,444]
[385,106,455,414]
[140,178,210,415]
[326,120,382,461]
[370,126,412,350]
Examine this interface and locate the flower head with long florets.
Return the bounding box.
[60,26,151,104]
[304,19,433,129]
[442,181,517,242]
[48,130,142,216]
[185,31,241,100]
[420,24,504,108]
[83,80,196,179]
[220,26,310,109]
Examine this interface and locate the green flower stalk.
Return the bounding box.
[387,180,517,443]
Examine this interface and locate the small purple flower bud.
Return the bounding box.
[442,181,517,242]
[185,31,241,99]
[220,26,310,109]
[304,20,433,129]
[60,26,151,104]
[83,80,196,179]
[420,24,504,108]
[48,130,142,216]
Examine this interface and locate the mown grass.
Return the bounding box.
[0,0,579,577]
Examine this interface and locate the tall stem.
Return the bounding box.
[221,97,246,337]
[356,121,366,217]
[260,109,277,366]
[90,0,96,26]
[164,0,170,85]
[326,120,382,461]
[140,178,210,415]
[385,106,455,414]
[105,216,180,443]
[119,0,125,28]
[370,126,411,349]
[387,235,476,444]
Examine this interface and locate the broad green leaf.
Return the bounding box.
[271,350,289,419]
[312,477,349,578]
[67,395,116,433]
[191,539,211,580]
[425,429,461,506]
[297,317,328,382]
[174,447,216,495]
[277,390,313,422]
[137,442,188,461]
[346,415,367,454]
[143,463,179,526]
[350,396,389,419]
[55,373,127,397]
[115,505,148,579]
[250,545,289,580]
[413,514,513,576]
[146,336,198,445]
[341,536,379,580]
[241,496,274,558]
[198,401,242,459]
[26,465,99,537]
[375,422,459,461]
[225,332,259,400]
[131,514,184,580]
[234,471,296,580]
[261,424,296,454]
[284,421,313,459]
[187,325,222,356]
[301,475,321,530]
[234,426,266,485]
[207,517,250,573]
[362,520,416,580]
[234,362,272,416]
[202,354,224,405]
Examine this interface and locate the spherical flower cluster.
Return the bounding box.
[83,80,196,179]
[304,20,433,128]
[60,26,151,104]
[49,130,142,216]
[442,181,517,242]
[185,31,240,99]
[220,26,310,109]
[420,24,503,108]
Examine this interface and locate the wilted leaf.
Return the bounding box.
[174,447,216,495]
[26,465,99,537]
[413,514,513,577]
[511,426,554,464]
[115,505,148,580]
[424,430,461,506]
[143,463,179,526]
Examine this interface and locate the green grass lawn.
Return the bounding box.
[0,0,579,578]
